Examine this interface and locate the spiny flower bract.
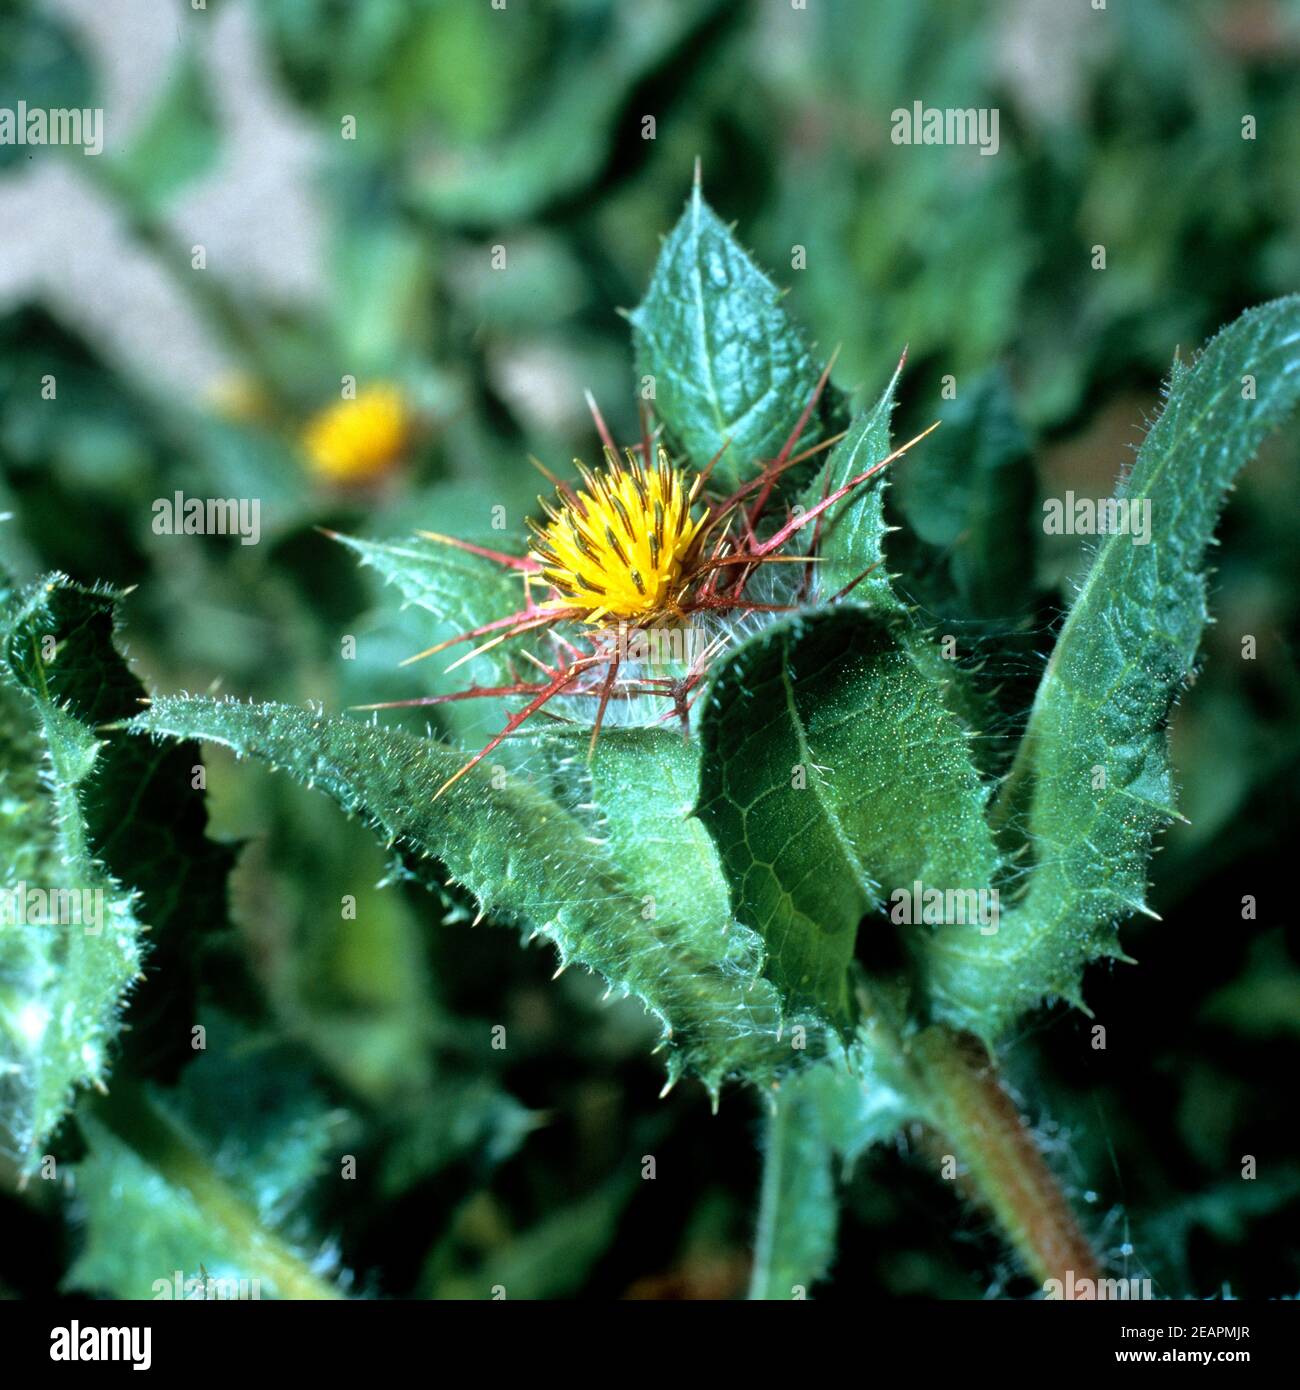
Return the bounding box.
[350,361,934,799]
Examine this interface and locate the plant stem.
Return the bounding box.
[94,1083,342,1300]
[911,1025,1099,1289]
[748,1079,837,1299]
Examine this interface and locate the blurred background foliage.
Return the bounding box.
[1,0,1298,1298]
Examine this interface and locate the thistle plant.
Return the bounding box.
[352,378,933,798]
[3,179,1299,1299]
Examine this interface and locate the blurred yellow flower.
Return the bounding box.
[302,385,410,483]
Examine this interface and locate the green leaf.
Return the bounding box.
[106,53,220,215]
[67,1017,345,1300]
[0,576,231,1140]
[631,182,839,493]
[1138,1168,1300,1295]
[329,528,529,756]
[697,608,999,1022]
[750,1081,839,1300]
[546,726,734,941]
[0,676,132,1166]
[426,1170,641,1300]
[0,10,93,175]
[749,1010,918,1300]
[894,368,1037,618]
[330,529,524,679]
[127,696,798,1095]
[0,575,229,1166]
[411,1,732,225]
[800,371,999,761]
[923,297,1300,1038]
[801,366,903,608]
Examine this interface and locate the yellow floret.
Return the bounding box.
[529,448,706,624]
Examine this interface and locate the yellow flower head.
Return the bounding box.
[529,448,707,625]
[303,384,409,483]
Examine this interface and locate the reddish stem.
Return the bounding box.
[911,1027,1100,1290]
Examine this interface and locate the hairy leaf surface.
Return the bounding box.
[128,696,798,1092]
[330,529,529,755]
[697,609,998,1021]
[546,727,734,938]
[923,297,1300,1037]
[801,369,903,608]
[800,372,998,754]
[1,577,227,1165]
[631,184,838,492]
